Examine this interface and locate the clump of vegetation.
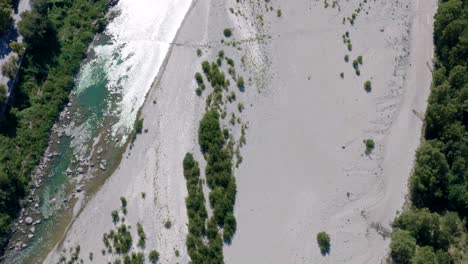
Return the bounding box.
[137,222,146,248]
[135,118,144,134]
[195,72,204,85]
[340,72,344,79]
[344,54,349,62]
[364,80,372,92]
[364,139,375,155]
[317,232,330,255]
[277,9,282,17]
[237,102,244,112]
[223,28,232,38]
[357,55,363,65]
[148,250,159,263]
[1,54,19,79]
[111,210,119,224]
[226,58,235,67]
[197,48,202,57]
[237,76,245,91]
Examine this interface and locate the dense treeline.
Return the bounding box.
[390,0,467,263]
[0,0,108,250]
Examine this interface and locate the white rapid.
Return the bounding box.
[77,0,193,139]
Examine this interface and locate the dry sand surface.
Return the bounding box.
[225,0,437,263]
[44,0,438,263]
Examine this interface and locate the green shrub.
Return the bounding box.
[340,72,344,79]
[316,231,330,254]
[111,210,119,224]
[223,28,232,38]
[135,118,144,134]
[195,72,203,85]
[364,80,371,92]
[227,58,235,67]
[237,102,244,112]
[195,87,202,96]
[277,9,282,17]
[364,139,375,155]
[347,43,352,51]
[197,48,202,57]
[237,76,245,90]
[344,54,349,62]
[357,55,363,65]
[149,250,159,263]
[120,197,127,208]
[218,50,224,58]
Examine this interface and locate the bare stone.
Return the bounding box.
[25,217,33,225]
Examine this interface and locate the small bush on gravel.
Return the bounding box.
[223,28,232,38]
[317,231,330,255]
[364,80,372,92]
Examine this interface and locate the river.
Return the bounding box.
[2,0,192,263]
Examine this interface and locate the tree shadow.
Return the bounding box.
[320,246,331,256]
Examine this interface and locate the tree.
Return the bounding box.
[9,41,26,56]
[198,111,224,153]
[393,209,450,250]
[410,142,450,210]
[316,231,330,255]
[390,229,416,264]
[148,250,159,263]
[0,83,7,102]
[0,0,12,35]
[411,246,438,264]
[1,54,19,79]
[18,10,51,48]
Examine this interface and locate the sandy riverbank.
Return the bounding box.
[43,0,437,263]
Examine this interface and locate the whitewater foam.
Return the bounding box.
[76,0,193,140]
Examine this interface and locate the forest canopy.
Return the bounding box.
[390,0,468,263]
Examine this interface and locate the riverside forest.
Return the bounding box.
[389,0,468,263]
[0,0,108,253]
